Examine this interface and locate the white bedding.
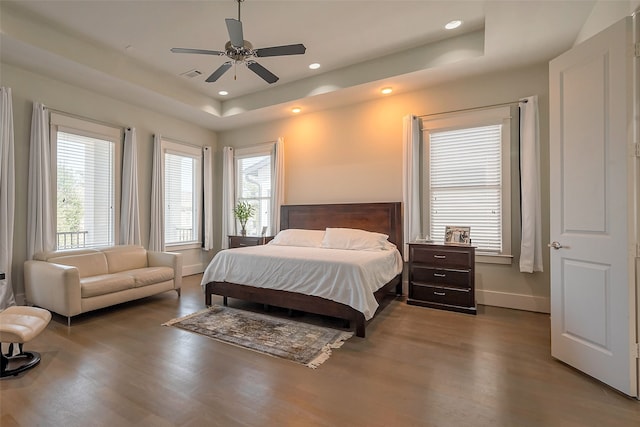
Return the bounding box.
[201,244,403,320]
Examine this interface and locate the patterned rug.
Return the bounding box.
[162,305,353,368]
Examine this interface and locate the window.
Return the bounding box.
[162,140,202,248]
[235,144,273,236]
[51,113,121,249]
[422,106,514,261]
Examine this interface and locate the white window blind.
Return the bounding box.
[56,131,115,249]
[163,143,201,246]
[429,125,503,252]
[236,153,271,236]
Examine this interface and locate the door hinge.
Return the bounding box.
[634,343,640,359]
[632,143,640,157]
[635,42,640,58]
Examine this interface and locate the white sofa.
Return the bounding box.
[24,245,182,325]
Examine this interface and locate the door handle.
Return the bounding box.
[548,241,566,250]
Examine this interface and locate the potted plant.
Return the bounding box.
[233,201,256,236]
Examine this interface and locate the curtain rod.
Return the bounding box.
[47,107,124,131]
[418,99,527,119]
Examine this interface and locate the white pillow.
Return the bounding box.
[321,228,390,251]
[268,229,325,248]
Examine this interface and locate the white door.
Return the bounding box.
[549,16,637,397]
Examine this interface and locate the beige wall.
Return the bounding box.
[219,63,552,312]
[2,58,552,312]
[1,62,217,303]
[574,0,640,45]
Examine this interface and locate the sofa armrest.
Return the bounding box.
[147,251,183,290]
[24,260,82,317]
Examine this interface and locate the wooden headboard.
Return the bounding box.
[280,202,403,249]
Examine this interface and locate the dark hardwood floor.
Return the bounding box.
[1,274,639,426]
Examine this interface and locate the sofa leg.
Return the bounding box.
[175,288,181,297]
[67,317,71,327]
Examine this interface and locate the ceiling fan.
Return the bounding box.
[170,0,306,84]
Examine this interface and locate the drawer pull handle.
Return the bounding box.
[433,255,446,259]
[433,273,446,278]
[434,291,446,296]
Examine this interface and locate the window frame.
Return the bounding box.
[234,143,274,237]
[421,106,515,264]
[50,112,122,250]
[161,139,203,250]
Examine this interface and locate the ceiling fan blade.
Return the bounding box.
[205,62,232,82]
[171,48,224,56]
[225,18,244,48]
[247,61,279,84]
[254,44,306,57]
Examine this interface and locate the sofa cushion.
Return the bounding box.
[125,267,175,287]
[80,274,135,298]
[47,252,109,278]
[103,245,148,274]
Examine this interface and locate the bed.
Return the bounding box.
[202,202,403,337]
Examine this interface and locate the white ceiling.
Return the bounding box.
[0,0,597,131]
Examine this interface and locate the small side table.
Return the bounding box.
[228,235,274,249]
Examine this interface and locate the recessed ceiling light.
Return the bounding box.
[218,90,228,96]
[309,63,321,70]
[445,20,462,30]
[381,87,393,95]
[291,107,302,114]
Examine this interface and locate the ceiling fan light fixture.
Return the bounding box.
[218,90,229,96]
[445,20,463,30]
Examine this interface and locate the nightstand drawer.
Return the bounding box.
[411,266,470,288]
[409,284,472,307]
[228,235,273,248]
[410,246,472,269]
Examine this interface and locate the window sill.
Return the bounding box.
[165,242,202,251]
[476,253,513,265]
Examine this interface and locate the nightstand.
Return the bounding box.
[228,235,274,249]
[407,243,476,314]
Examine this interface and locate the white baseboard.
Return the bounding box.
[477,289,550,313]
[182,263,205,277]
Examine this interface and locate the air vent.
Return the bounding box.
[180,69,203,79]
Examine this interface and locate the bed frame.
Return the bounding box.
[204,202,403,337]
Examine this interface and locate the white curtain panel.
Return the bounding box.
[0,87,16,309]
[120,127,141,245]
[27,102,55,260]
[271,137,285,235]
[402,115,421,261]
[202,146,215,250]
[519,96,543,273]
[220,147,235,249]
[149,134,165,251]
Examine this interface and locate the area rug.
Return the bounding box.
[162,305,353,368]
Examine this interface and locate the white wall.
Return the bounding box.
[1,62,217,303]
[219,62,552,313]
[574,0,640,44]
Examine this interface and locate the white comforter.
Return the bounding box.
[201,245,403,320]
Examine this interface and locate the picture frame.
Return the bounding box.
[445,226,471,245]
